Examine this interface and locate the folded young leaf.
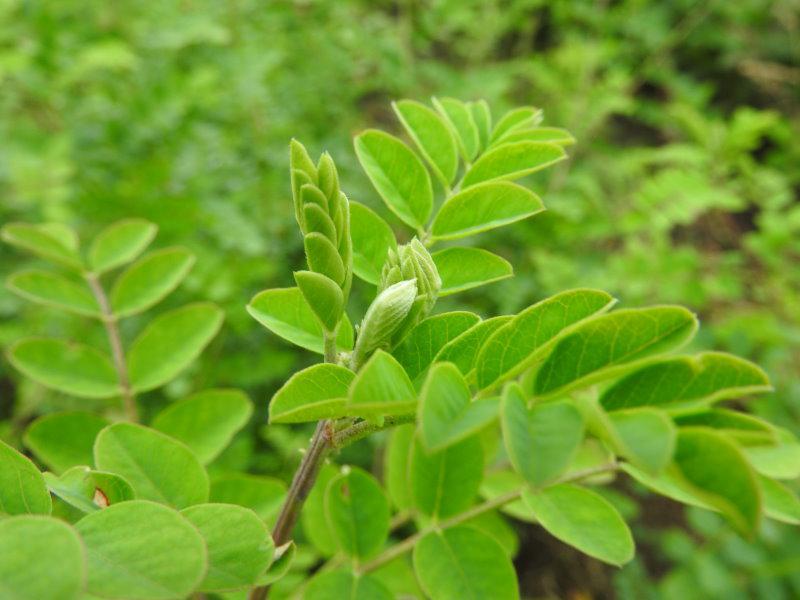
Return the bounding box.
[413,526,519,600]
[303,203,337,242]
[110,247,195,317]
[0,439,52,516]
[7,269,100,317]
[600,352,771,412]
[432,97,480,162]
[247,287,354,354]
[1,222,84,270]
[75,500,207,599]
[434,315,511,376]
[324,467,390,560]
[181,503,274,592]
[89,218,157,274]
[304,232,346,286]
[354,129,433,230]
[431,181,544,240]
[410,434,483,519]
[127,302,224,393]
[393,311,481,381]
[419,362,499,452]
[476,288,615,391]
[269,364,354,424]
[533,306,699,398]
[0,516,85,600]
[347,350,416,417]
[210,474,286,524]
[152,388,253,464]
[501,383,585,487]
[305,570,393,600]
[294,270,344,333]
[673,427,761,535]
[7,337,120,399]
[349,201,397,285]
[94,422,209,509]
[393,99,459,186]
[24,411,109,474]
[522,484,634,566]
[432,247,513,296]
[491,106,543,142]
[461,141,566,189]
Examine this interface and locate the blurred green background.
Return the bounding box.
[1,0,798,598]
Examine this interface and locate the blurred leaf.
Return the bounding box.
[306,570,393,600]
[1,222,83,270]
[152,389,253,464]
[608,408,676,473]
[491,107,542,142]
[759,476,800,525]
[7,338,119,398]
[210,474,286,524]
[24,411,109,473]
[6,270,100,317]
[89,219,157,274]
[127,302,223,393]
[492,127,575,146]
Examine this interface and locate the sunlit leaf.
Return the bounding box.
[269,364,354,424]
[462,141,565,189]
[393,99,459,185]
[432,247,512,296]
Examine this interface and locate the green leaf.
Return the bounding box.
[0,516,85,600]
[349,201,397,285]
[673,427,761,535]
[461,141,565,189]
[434,316,512,375]
[6,270,100,317]
[354,129,433,230]
[269,363,354,424]
[383,424,415,511]
[475,289,615,390]
[470,100,492,151]
[674,409,777,446]
[621,463,712,510]
[481,470,536,523]
[432,247,513,296]
[410,434,483,519]
[110,247,195,317]
[94,422,209,508]
[306,571,393,600]
[210,474,286,524]
[393,99,459,186]
[294,270,344,332]
[1,222,83,270]
[420,363,500,452]
[304,203,337,242]
[608,408,676,473]
[491,107,542,141]
[89,218,157,274]
[127,302,224,392]
[247,287,354,354]
[492,126,575,146]
[44,466,134,516]
[24,411,109,473]
[301,464,339,556]
[501,383,584,487]
[152,389,253,464]
[463,510,519,558]
[600,352,772,412]
[325,467,390,560]
[744,436,800,479]
[75,500,207,599]
[392,311,481,381]
[759,476,800,525]
[432,181,544,240]
[258,541,295,586]
[0,439,52,516]
[522,484,634,566]
[304,232,346,286]
[413,525,519,600]
[7,338,120,399]
[181,503,274,592]
[533,306,699,398]
[432,97,480,162]
[347,350,417,417]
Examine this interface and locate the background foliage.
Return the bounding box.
[1,0,798,597]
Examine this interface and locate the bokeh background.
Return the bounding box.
[1,1,799,598]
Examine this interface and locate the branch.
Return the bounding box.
[332,414,416,448]
[85,273,137,422]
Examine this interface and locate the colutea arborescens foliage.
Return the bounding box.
[1,98,793,600]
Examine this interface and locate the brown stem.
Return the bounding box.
[85,273,138,421]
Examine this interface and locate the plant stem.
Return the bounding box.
[332,414,416,448]
[85,273,137,422]
[358,461,619,574]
